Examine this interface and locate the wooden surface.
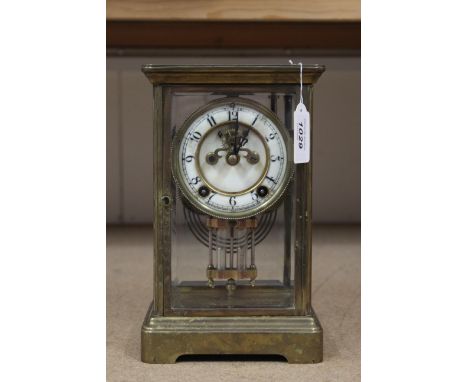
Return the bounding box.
[107,0,360,22]
[107,21,360,50]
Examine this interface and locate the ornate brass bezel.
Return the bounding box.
[171,97,294,219]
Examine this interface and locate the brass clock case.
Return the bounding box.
[171,96,294,220]
[142,64,326,364]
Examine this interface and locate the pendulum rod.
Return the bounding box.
[208,227,213,267]
[250,226,255,267]
[205,217,258,287]
[213,228,218,268]
[229,225,234,269]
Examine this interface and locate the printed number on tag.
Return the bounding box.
[294,102,310,163]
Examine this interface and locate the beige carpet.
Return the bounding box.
[107,225,360,382]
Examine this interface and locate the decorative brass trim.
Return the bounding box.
[142,64,325,85]
[142,302,323,364]
[171,96,294,220]
[206,267,257,281]
[207,217,258,229]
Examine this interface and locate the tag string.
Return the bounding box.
[289,59,303,104]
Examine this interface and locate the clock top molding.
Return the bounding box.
[142,65,325,85]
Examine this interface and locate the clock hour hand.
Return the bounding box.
[235,126,250,155]
[239,127,249,149]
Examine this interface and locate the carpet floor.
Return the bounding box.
[107,224,360,382]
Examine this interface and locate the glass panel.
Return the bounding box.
[169,86,298,313]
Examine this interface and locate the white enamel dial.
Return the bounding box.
[172,98,293,219]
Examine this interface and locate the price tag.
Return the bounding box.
[289,59,310,163]
[294,102,310,163]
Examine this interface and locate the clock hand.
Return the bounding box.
[234,117,240,154]
[239,127,250,150]
[214,123,249,164]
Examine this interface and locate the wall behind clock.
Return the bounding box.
[106,55,360,224]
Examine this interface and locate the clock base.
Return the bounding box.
[141,302,323,364]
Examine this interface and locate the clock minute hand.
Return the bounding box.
[233,117,241,154]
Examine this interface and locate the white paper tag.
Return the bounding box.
[294,102,310,163]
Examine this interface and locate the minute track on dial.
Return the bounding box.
[172,97,293,219]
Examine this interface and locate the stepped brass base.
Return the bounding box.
[141,302,323,364]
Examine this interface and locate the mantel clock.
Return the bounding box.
[141,65,325,363]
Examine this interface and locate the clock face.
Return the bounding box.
[172,97,293,219]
